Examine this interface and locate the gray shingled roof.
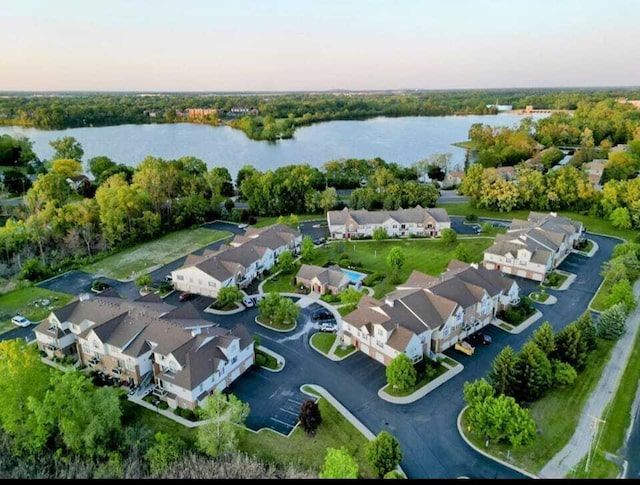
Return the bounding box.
[327,205,450,226]
[296,264,350,289]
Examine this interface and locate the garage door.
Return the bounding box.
[375,352,385,364]
[360,344,370,356]
[517,270,527,277]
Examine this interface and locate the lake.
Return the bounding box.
[0,113,547,177]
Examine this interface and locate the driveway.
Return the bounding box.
[298,220,328,241]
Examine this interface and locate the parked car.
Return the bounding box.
[313,237,326,245]
[319,321,338,333]
[164,274,173,282]
[243,297,255,308]
[238,223,248,229]
[179,292,193,302]
[468,332,492,346]
[11,315,32,327]
[312,310,333,321]
[454,340,475,356]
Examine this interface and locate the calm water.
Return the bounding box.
[0,114,546,177]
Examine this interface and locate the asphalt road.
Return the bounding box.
[0,223,626,479]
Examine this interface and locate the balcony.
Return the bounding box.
[112,366,124,376]
[153,387,168,397]
[87,356,101,367]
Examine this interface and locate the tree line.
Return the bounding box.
[3,88,640,141]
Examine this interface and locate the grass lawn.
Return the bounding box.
[0,286,74,334]
[442,356,459,367]
[314,237,494,298]
[461,337,616,474]
[262,269,300,293]
[573,321,640,478]
[590,275,615,312]
[575,239,594,254]
[121,399,197,447]
[436,202,636,242]
[334,344,356,358]
[382,362,448,397]
[256,315,295,331]
[238,386,376,478]
[530,291,550,303]
[311,332,336,354]
[253,214,324,229]
[338,304,357,316]
[82,228,231,280]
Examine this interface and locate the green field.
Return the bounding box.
[321,237,494,297]
[0,286,74,334]
[239,386,376,478]
[253,214,324,229]
[461,338,616,474]
[590,276,615,312]
[262,268,301,293]
[82,228,231,280]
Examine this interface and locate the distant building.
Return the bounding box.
[186,108,222,118]
[486,104,513,112]
[443,170,465,189]
[616,98,640,109]
[483,212,584,282]
[66,174,89,190]
[326,206,451,239]
[583,159,606,189]
[296,264,351,295]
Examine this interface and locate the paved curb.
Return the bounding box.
[254,317,297,333]
[529,292,557,305]
[309,333,340,361]
[572,239,599,258]
[378,360,464,404]
[204,302,245,315]
[456,405,539,479]
[493,310,543,335]
[256,344,285,372]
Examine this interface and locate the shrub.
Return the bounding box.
[364,272,384,286]
[92,280,110,291]
[465,213,478,222]
[255,353,267,367]
[158,401,169,410]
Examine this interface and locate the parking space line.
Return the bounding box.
[270,417,294,428]
[288,398,304,405]
[279,408,299,417]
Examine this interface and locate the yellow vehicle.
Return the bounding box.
[455,340,475,356]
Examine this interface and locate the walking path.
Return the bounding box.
[539,279,640,478]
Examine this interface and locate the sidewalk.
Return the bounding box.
[539,279,640,478]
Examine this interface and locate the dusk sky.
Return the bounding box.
[2,0,639,91]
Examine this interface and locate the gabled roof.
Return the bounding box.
[327,206,450,226]
[296,264,350,289]
[386,325,417,352]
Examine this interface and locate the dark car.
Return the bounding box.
[312,310,333,321]
[179,292,193,302]
[468,332,492,345]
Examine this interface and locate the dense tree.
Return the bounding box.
[1,168,32,195]
[488,346,519,398]
[277,250,295,273]
[441,228,457,244]
[596,303,627,340]
[453,244,474,263]
[366,431,403,478]
[513,341,553,402]
[340,287,363,307]
[551,360,578,387]
[553,322,589,370]
[88,156,117,181]
[319,447,359,479]
[24,172,72,213]
[603,278,637,312]
[298,399,322,436]
[574,311,597,351]
[463,378,496,408]
[609,207,632,229]
[51,158,83,178]
[146,432,185,475]
[258,293,299,326]
[386,353,417,391]
[49,136,84,161]
[197,389,250,458]
[0,340,51,453]
[386,247,405,282]
[135,274,152,291]
[532,321,556,357]
[300,236,316,262]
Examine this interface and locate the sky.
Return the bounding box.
[1,0,639,92]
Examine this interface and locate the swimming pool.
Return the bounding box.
[341,268,367,283]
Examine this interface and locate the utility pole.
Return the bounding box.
[585,414,606,474]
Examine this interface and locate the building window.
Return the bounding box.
[232,356,237,364]
[376,339,384,347]
[209,281,215,287]
[177,275,184,281]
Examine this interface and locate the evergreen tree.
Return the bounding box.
[488,346,519,398]
[514,341,553,402]
[553,322,588,370]
[532,321,556,357]
[575,311,597,351]
[298,399,322,436]
[596,302,627,340]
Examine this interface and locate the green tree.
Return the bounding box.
[319,187,338,213]
[532,321,556,357]
[300,236,316,262]
[49,136,84,161]
[51,158,83,178]
[480,222,493,233]
[463,378,495,408]
[514,341,553,402]
[386,353,417,391]
[275,297,300,326]
[320,447,359,479]
[453,244,474,263]
[386,247,405,282]
[258,292,282,322]
[135,274,152,291]
[340,287,363,307]
[88,156,116,181]
[488,346,519,398]
[575,311,597,351]
[596,302,627,340]
[298,399,322,436]
[0,340,51,453]
[197,389,250,458]
[553,322,589,370]
[146,431,185,475]
[609,207,632,229]
[277,250,295,273]
[604,278,637,313]
[216,286,243,309]
[551,360,577,387]
[373,226,389,241]
[366,431,403,478]
[440,228,457,244]
[1,168,32,195]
